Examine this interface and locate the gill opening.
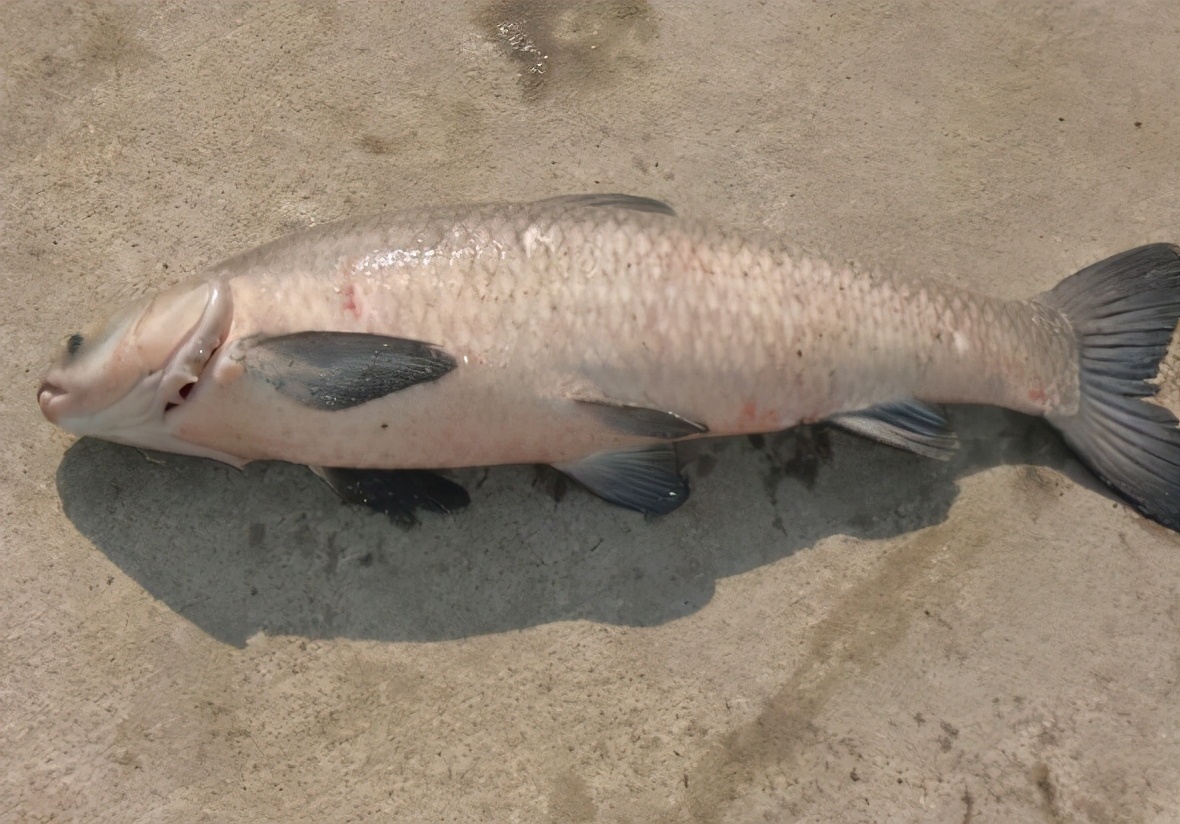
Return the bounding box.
[160,279,233,417]
[164,380,197,414]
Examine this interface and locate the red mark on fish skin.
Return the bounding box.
[341,283,361,319]
[738,401,780,430]
[1028,387,1048,405]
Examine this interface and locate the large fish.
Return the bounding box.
[37,194,1180,529]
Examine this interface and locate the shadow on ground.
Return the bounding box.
[56,406,1099,646]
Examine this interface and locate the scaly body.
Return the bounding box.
[186,199,1072,466]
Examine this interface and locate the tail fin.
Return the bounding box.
[1040,244,1180,531]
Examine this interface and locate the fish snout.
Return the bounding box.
[37,380,65,423]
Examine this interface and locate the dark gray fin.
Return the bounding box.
[540,193,677,217]
[574,397,708,439]
[314,466,470,525]
[827,400,958,460]
[1040,243,1180,531]
[244,332,456,410]
[554,445,690,515]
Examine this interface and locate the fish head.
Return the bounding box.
[38,279,234,451]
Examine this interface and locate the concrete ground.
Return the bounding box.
[3,2,1179,821]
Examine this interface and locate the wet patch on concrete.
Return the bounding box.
[477,0,657,97]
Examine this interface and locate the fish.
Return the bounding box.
[37,194,1180,530]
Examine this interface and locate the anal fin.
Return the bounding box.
[313,466,470,525]
[828,400,958,460]
[555,445,690,515]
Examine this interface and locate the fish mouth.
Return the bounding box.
[37,380,66,423]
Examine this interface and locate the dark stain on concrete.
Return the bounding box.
[678,522,991,822]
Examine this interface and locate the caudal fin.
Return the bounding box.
[1040,244,1180,531]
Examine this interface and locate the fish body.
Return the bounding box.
[38,195,1180,528]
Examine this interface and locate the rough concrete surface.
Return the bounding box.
[3,2,1180,822]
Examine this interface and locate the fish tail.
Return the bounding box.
[1039,243,1180,530]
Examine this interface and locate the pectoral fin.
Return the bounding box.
[555,445,690,515]
[828,400,958,460]
[244,332,456,410]
[573,397,708,439]
[313,466,470,525]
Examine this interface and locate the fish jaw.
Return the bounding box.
[39,279,247,467]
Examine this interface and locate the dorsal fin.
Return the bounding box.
[538,193,677,217]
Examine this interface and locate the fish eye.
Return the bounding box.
[66,333,84,356]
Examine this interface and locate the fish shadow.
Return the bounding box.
[56,406,1106,646]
